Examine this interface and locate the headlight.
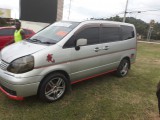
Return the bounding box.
[7,55,34,74]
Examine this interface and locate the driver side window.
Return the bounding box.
[63,27,99,48]
[76,27,99,45]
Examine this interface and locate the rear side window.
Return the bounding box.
[0,28,14,36]
[23,29,28,35]
[121,25,135,40]
[27,30,33,34]
[101,27,121,43]
[24,29,33,35]
[76,27,99,45]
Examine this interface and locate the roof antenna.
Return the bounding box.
[123,0,129,22]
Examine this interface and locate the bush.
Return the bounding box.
[0,18,7,27]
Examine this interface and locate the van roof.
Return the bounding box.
[83,20,134,26]
[62,20,134,27]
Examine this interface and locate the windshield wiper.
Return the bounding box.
[26,38,43,43]
[26,38,55,45]
[26,38,39,42]
[30,38,42,43]
[40,41,55,44]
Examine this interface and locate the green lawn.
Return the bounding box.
[0,42,160,120]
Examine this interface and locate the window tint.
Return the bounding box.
[76,27,99,45]
[101,27,121,43]
[121,25,134,40]
[63,35,76,48]
[0,28,14,36]
[24,29,33,35]
[27,30,33,34]
[23,29,28,35]
[63,27,99,48]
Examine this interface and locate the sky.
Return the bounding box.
[0,0,160,23]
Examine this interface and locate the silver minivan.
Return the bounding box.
[0,20,136,102]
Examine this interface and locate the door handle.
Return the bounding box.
[94,47,101,52]
[102,46,109,50]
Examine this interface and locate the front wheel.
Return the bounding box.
[39,73,69,102]
[116,59,130,77]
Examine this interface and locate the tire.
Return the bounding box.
[39,73,69,102]
[116,59,130,77]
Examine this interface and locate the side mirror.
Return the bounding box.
[75,38,87,50]
[76,38,87,46]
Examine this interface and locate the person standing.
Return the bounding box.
[156,81,160,116]
[14,21,25,43]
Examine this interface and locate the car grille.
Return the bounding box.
[0,59,9,71]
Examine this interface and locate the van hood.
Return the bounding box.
[1,41,47,63]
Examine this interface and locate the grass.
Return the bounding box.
[0,42,160,120]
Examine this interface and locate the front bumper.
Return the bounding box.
[0,86,24,100]
[0,70,42,100]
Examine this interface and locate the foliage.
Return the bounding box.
[92,16,160,40]
[151,22,160,40]
[0,17,7,27]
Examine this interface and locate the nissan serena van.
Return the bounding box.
[0,20,136,102]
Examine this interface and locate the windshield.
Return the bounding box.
[28,21,80,45]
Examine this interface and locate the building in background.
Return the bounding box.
[0,9,15,26]
[57,0,64,21]
[20,0,64,32]
[0,8,11,18]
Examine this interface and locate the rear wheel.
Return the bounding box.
[39,73,69,102]
[116,59,130,77]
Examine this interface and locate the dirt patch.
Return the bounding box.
[147,111,160,120]
[153,60,160,65]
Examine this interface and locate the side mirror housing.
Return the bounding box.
[76,38,87,46]
[75,38,87,50]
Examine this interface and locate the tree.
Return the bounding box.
[0,18,7,27]
[90,16,160,40]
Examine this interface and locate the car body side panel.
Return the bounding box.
[0,35,13,49]
[67,44,102,81]
[98,39,136,72]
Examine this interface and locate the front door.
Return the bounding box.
[64,25,103,82]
